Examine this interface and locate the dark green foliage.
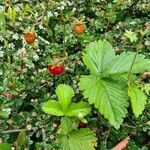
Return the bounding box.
[0,0,149,149]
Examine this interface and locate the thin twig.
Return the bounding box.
[104,130,110,144]
[41,128,46,150]
[122,124,137,129]
[104,21,110,40]
[1,129,26,134]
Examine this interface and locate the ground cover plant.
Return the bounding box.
[0,0,150,149]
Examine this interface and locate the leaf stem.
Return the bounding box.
[127,51,138,83]
[127,34,144,84]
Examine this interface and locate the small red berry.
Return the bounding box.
[48,64,64,75]
[24,32,36,44]
[79,121,87,127]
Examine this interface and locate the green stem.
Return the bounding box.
[104,21,110,40]
[127,35,144,84]
[127,51,138,83]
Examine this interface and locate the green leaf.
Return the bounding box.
[0,11,5,22]
[12,8,17,22]
[7,6,13,20]
[0,111,9,119]
[79,39,150,128]
[83,40,115,75]
[131,54,150,74]
[66,101,91,117]
[55,84,74,111]
[0,11,6,33]
[107,10,117,23]
[60,136,70,150]
[141,83,150,95]
[124,30,138,43]
[42,100,64,116]
[128,85,147,117]
[60,117,77,135]
[0,143,11,150]
[16,130,26,149]
[107,52,150,76]
[60,128,97,150]
[79,75,128,129]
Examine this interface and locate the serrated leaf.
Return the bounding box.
[128,85,147,117]
[124,30,138,43]
[42,100,64,116]
[107,10,117,23]
[131,54,150,73]
[79,75,128,129]
[60,136,70,150]
[0,143,11,150]
[83,40,115,75]
[66,101,91,117]
[107,52,150,76]
[60,117,77,135]
[16,130,26,149]
[60,128,97,150]
[55,84,74,111]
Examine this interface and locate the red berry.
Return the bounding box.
[73,21,85,34]
[48,64,64,75]
[24,32,36,44]
[79,121,87,127]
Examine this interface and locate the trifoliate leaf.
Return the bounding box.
[128,85,147,117]
[79,39,149,128]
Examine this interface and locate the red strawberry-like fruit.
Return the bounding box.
[79,121,87,127]
[73,21,85,34]
[48,64,64,75]
[24,32,36,44]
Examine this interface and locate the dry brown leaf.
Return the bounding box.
[112,136,130,150]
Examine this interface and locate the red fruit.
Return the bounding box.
[79,121,87,127]
[48,64,64,75]
[24,32,36,44]
[73,21,85,34]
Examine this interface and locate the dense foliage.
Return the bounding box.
[0,0,150,149]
